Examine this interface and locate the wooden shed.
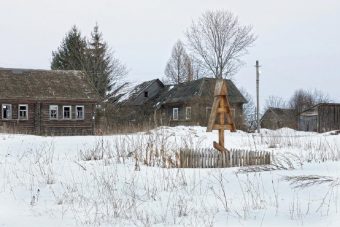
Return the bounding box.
[298,103,340,132]
[261,108,297,130]
[0,68,99,135]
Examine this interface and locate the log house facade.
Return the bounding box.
[0,68,98,135]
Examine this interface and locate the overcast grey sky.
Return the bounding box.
[1,0,339,106]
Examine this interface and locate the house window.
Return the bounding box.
[2,104,12,120]
[144,91,148,97]
[186,107,191,120]
[173,108,179,120]
[18,104,28,120]
[49,105,58,120]
[76,105,84,120]
[63,106,71,119]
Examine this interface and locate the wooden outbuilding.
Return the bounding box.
[0,68,99,135]
[298,103,340,132]
[261,108,297,130]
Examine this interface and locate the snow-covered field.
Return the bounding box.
[0,127,340,227]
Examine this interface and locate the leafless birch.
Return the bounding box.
[186,10,256,79]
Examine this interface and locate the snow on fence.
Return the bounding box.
[179,148,271,168]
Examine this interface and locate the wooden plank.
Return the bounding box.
[207,96,221,132]
[217,108,228,113]
[212,124,234,130]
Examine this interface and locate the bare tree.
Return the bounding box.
[263,96,287,112]
[186,10,256,79]
[289,89,330,114]
[164,40,193,84]
[191,56,208,80]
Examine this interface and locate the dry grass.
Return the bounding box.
[283,175,340,189]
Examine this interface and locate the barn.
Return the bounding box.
[298,103,340,132]
[0,68,99,135]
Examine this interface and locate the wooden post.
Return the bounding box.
[207,79,236,154]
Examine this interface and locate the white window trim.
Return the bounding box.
[63,105,72,120]
[2,104,12,120]
[173,108,179,121]
[76,105,85,120]
[49,105,58,120]
[186,107,191,120]
[18,104,28,120]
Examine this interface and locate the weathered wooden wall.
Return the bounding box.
[162,101,244,128]
[318,104,340,132]
[0,99,96,135]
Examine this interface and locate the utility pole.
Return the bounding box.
[256,60,260,133]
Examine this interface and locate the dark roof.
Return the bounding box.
[269,107,295,115]
[0,68,99,101]
[117,79,163,105]
[161,77,247,104]
[262,107,296,120]
[116,77,246,107]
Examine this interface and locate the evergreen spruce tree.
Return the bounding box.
[86,24,114,97]
[51,24,128,98]
[51,26,87,70]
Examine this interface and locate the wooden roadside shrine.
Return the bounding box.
[207,79,236,154]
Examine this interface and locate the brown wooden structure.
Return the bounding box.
[207,79,236,153]
[0,68,99,135]
[261,107,297,130]
[299,103,340,132]
[108,78,246,132]
[179,148,271,168]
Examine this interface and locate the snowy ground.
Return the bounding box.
[0,126,340,227]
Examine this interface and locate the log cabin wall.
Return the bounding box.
[0,99,96,135]
[39,101,96,135]
[0,68,99,135]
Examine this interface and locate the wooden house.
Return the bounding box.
[298,103,340,132]
[261,108,297,130]
[111,77,247,129]
[157,78,247,127]
[0,68,99,135]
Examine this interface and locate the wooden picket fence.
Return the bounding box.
[179,148,271,168]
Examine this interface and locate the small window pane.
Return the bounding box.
[76,106,84,120]
[49,105,58,119]
[2,104,12,119]
[186,107,191,120]
[173,108,179,120]
[18,105,28,120]
[63,106,71,119]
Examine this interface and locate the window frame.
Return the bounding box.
[2,104,12,120]
[49,105,58,120]
[63,105,72,120]
[18,104,28,120]
[75,105,85,120]
[173,108,179,121]
[186,107,191,120]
